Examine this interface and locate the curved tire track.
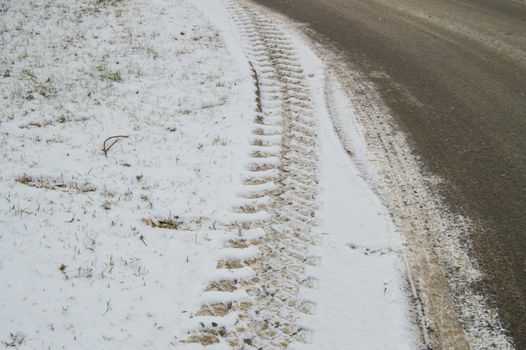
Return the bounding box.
[184,1,319,348]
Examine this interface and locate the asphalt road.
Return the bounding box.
[251,0,526,347]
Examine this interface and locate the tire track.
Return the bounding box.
[183,1,319,348]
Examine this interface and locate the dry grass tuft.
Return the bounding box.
[16,175,96,193]
[2,333,25,348]
[93,0,123,8]
[141,216,182,230]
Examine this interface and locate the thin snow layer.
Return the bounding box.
[0,0,254,348]
[305,80,415,350]
[198,0,419,347]
[288,26,418,349]
[1,0,419,348]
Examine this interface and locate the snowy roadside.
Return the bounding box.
[0,0,418,349]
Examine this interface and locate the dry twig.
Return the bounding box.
[102,135,129,157]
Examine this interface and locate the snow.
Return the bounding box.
[0,0,254,348]
[0,0,419,348]
[284,21,418,349]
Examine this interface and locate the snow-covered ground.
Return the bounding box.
[0,0,419,349]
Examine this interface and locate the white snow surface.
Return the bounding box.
[281,21,418,350]
[299,66,417,350]
[0,0,418,349]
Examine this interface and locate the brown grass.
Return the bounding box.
[16,175,96,193]
[141,217,182,230]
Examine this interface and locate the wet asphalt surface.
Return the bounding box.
[251,0,526,347]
